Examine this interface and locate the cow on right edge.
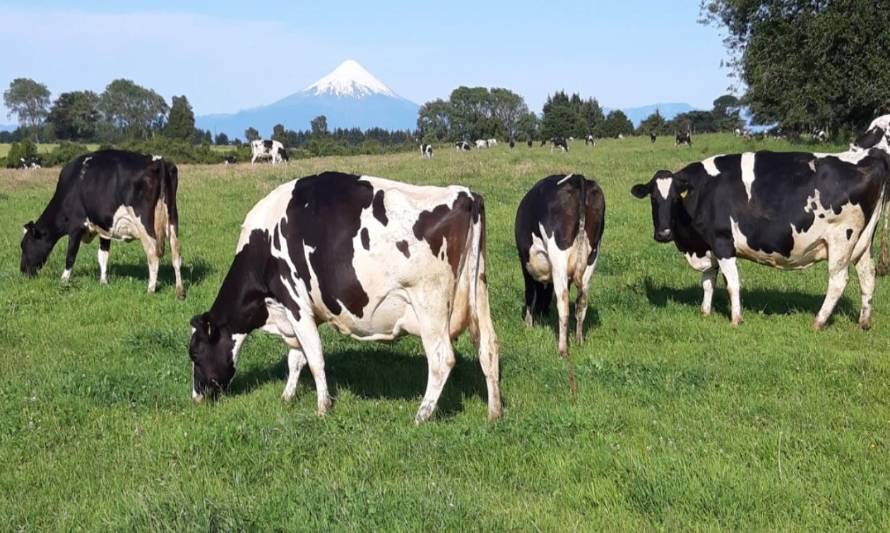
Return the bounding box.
[516,174,606,357]
[631,115,890,330]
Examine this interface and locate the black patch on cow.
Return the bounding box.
[372,190,388,226]
[846,228,854,240]
[396,240,410,258]
[413,192,474,275]
[263,140,273,150]
[855,127,884,150]
[361,228,370,250]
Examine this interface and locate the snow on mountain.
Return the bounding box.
[196,60,418,139]
[304,59,397,98]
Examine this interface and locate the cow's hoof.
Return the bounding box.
[575,332,584,344]
[281,391,295,403]
[414,403,434,424]
[859,319,872,331]
[147,286,157,294]
[316,397,332,417]
[812,320,826,332]
[176,286,187,300]
[701,308,712,316]
[99,278,108,285]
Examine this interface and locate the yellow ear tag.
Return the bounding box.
[680,190,689,199]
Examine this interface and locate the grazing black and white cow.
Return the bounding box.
[487,138,498,147]
[527,139,534,148]
[585,134,596,147]
[20,150,185,298]
[250,139,288,165]
[540,139,548,147]
[475,139,489,149]
[550,137,568,153]
[675,131,692,146]
[631,117,890,329]
[421,143,433,159]
[223,155,238,165]
[515,174,606,357]
[188,171,502,423]
[650,132,657,144]
[455,141,471,151]
[19,157,41,169]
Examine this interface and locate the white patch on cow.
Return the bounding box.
[98,248,109,283]
[236,179,297,253]
[557,174,574,186]
[740,152,756,200]
[83,205,148,242]
[61,268,71,281]
[152,155,163,161]
[80,157,92,179]
[809,159,816,172]
[230,333,247,364]
[655,177,673,200]
[702,155,723,177]
[684,252,714,272]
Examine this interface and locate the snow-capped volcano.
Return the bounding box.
[304,59,397,98]
[196,60,418,138]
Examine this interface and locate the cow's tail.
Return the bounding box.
[467,194,485,325]
[153,169,168,258]
[878,174,890,276]
[572,175,589,285]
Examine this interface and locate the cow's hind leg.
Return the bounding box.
[139,236,160,293]
[416,326,456,424]
[471,257,502,421]
[700,266,718,316]
[169,222,185,299]
[717,257,742,326]
[282,346,308,402]
[854,251,875,330]
[550,250,571,357]
[574,259,598,344]
[814,244,852,330]
[98,238,111,284]
[62,229,86,282]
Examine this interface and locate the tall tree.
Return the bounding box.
[417,99,453,141]
[489,88,529,139]
[165,95,196,141]
[701,0,890,133]
[47,90,100,141]
[599,110,635,138]
[244,127,260,142]
[4,78,51,141]
[98,79,168,140]
[639,109,667,135]
[272,123,288,144]
[310,115,328,137]
[711,94,743,131]
[214,132,229,145]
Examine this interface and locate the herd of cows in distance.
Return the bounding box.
[17,115,890,423]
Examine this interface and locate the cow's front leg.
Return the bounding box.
[717,257,742,326]
[854,251,876,330]
[282,347,307,402]
[61,230,85,282]
[98,238,111,284]
[287,313,330,416]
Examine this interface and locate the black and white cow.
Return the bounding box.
[250,139,288,165]
[487,138,498,147]
[455,141,471,151]
[20,150,185,298]
[421,144,433,159]
[476,139,489,149]
[675,131,692,146]
[550,137,568,153]
[631,116,890,329]
[650,132,657,144]
[515,174,606,356]
[19,157,41,169]
[585,134,596,147]
[509,139,516,149]
[188,172,502,423]
[223,155,238,165]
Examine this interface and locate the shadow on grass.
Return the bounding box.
[230,347,490,420]
[644,278,857,320]
[110,257,213,288]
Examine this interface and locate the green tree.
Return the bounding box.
[165,95,195,141]
[272,123,288,144]
[489,88,528,139]
[701,0,890,133]
[244,127,260,142]
[599,110,635,138]
[711,94,743,132]
[4,78,51,142]
[47,91,100,141]
[639,109,668,135]
[214,132,229,145]
[98,79,168,140]
[417,99,453,141]
[310,115,328,137]
[516,112,539,141]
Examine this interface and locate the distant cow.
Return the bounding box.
[188,172,502,423]
[476,139,489,149]
[516,174,606,356]
[250,139,289,165]
[20,150,185,298]
[487,138,498,147]
[617,134,625,140]
[550,137,568,153]
[631,115,890,329]
[421,143,433,159]
[650,132,657,143]
[527,139,534,148]
[585,135,596,147]
[455,141,471,151]
[540,139,548,147]
[509,139,516,149]
[223,155,238,165]
[675,131,692,146]
[18,157,41,169]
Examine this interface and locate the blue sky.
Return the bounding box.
[0,1,733,122]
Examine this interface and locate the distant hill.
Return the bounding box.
[605,103,698,127]
[196,60,419,139]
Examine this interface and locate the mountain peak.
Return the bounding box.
[304,59,397,98]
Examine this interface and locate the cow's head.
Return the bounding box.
[853,115,890,152]
[188,313,238,402]
[631,170,689,243]
[20,221,55,276]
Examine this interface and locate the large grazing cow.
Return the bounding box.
[250,139,289,165]
[20,150,185,298]
[515,174,606,356]
[631,115,890,329]
[188,172,502,423]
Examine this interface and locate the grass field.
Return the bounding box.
[2,134,888,530]
[0,143,101,158]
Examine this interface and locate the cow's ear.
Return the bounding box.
[23,221,34,235]
[190,313,213,338]
[631,183,650,199]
